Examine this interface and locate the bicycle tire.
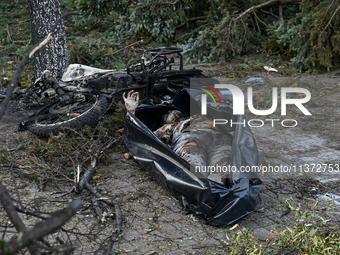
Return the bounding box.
[27,94,107,137]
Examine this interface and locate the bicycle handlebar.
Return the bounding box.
[145,47,183,70]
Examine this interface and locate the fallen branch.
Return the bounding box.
[74,158,97,194]
[28,33,53,58]
[236,0,299,20]
[45,134,121,251]
[0,12,79,121]
[0,182,39,254]
[84,182,116,206]
[65,156,122,253]
[236,0,281,20]
[3,200,81,254]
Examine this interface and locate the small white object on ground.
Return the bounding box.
[264,66,278,73]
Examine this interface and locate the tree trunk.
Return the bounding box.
[27,0,68,80]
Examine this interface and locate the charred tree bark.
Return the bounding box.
[27,0,69,79]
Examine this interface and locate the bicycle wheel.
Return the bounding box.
[27,94,108,137]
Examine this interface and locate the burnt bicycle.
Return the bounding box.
[19,47,206,136]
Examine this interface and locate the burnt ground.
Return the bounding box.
[0,69,340,254]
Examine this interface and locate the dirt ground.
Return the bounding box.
[0,67,340,254]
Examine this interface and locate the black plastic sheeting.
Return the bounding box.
[122,89,262,226]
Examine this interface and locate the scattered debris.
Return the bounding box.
[246,77,264,83]
[116,128,124,134]
[264,66,278,73]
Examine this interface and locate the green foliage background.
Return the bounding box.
[71,0,340,72]
[1,0,339,73]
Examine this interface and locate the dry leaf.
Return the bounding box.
[70,113,80,118]
[144,251,157,255]
[116,128,124,134]
[124,152,132,159]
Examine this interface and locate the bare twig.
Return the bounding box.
[177,22,217,40]
[318,82,339,91]
[236,0,281,20]
[91,195,103,220]
[240,18,247,49]
[321,0,336,23]
[97,138,117,156]
[164,0,180,5]
[103,40,144,57]
[236,0,300,21]
[106,201,122,255]
[278,4,284,29]
[176,16,208,29]
[75,158,97,193]
[14,206,49,220]
[319,5,340,44]
[10,163,25,210]
[0,163,25,168]
[260,9,280,19]
[252,11,261,33]
[0,182,27,234]
[5,24,30,44]
[14,0,25,9]
[84,183,116,206]
[53,187,74,198]
[253,10,269,28]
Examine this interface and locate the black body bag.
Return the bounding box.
[122,89,262,226]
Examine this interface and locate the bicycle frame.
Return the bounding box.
[20,47,205,136]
